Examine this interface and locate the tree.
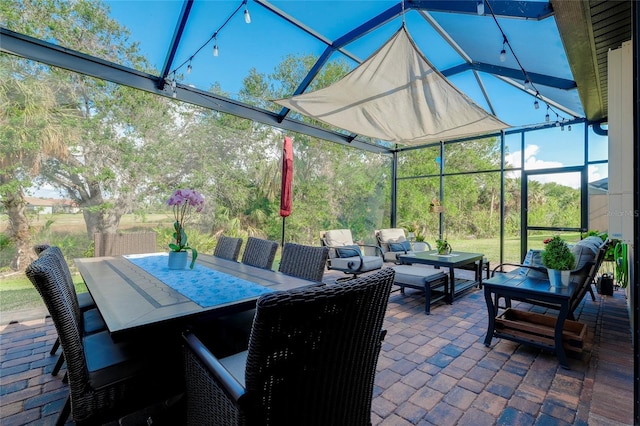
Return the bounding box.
[2,0,175,246]
[0,57,78,269]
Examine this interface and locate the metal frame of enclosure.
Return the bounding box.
[1,2,639,421]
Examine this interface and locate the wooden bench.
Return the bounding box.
[391,265,449,314]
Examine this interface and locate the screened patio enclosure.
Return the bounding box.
[1,0,638,421]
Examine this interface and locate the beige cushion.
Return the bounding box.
[323,229,354,247]
[377,228,407,244]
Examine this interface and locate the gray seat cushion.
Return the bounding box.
[330,255,383,272]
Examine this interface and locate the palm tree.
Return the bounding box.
[0,58,76,270]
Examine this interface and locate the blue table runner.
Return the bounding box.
[124,253,272,307]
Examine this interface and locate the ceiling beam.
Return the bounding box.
[441,62,577,90]
[158,0,194,90]
[0,27,390,155]
[407,0,554,20]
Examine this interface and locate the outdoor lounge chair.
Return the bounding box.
[375,228,431,263]
[320,229,384,282]
[182,267,395,426]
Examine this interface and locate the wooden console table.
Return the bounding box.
[483,273,586,369]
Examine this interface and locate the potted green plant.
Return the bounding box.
[541,236,575,287]
[436,238,452,255]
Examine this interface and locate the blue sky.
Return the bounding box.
[34,1,608,197]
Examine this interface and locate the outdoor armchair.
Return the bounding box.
[320,229,384,281]
[375,228,431,263]
[182,267,395,426]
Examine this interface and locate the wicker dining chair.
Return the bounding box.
[213,235,243,262]
[241,237,279,270]
[35,243,92,361]
[93,231,158,257]
[278,242,329,282]
[182,267,395,426]
[25,248,182,426]
[33,245,106,376]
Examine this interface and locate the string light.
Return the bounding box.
[485,0,571,125]
[477,0,484,15]
[168,0,250,78]
[499,35,507,62]
[244,1,251,24]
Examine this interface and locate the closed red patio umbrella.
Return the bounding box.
[280,136,293,246]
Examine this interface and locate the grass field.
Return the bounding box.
[0,212,579,324]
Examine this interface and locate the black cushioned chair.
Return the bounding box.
[278,242,329,282]
[34,245,106,377]
[241,237,279,270]
[26,247,182,425]
[182,267,395,426]
[213,235,243,262]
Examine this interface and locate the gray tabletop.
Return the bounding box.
[75,253,316,337]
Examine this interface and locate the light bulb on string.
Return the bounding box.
[534,99,539,109]
[476,0,484,15]
[499,36,507,62]
[244,5,251,24]
[213,36,219,57]
[187,60,192,75]
[568,125,572,131]
[524,78,533,91]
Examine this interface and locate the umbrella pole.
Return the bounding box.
[281,216,286,248]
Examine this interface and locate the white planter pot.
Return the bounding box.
[168,251,188,270]
[547,269,570,287]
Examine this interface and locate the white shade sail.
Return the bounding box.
[275,26,509,146]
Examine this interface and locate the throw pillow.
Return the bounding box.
[389,241,411,252]
[521,249,547,279]
[335,245,362,258]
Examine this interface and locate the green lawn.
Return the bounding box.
[0,273,88,313]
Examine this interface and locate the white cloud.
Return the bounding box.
[505,145,602,189]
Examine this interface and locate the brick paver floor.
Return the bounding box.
[1,268,634,425]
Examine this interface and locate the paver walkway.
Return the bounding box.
[1,268,634,425]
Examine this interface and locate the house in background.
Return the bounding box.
[25,197,80,215]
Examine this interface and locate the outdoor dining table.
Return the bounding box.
[74,252,316,338]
